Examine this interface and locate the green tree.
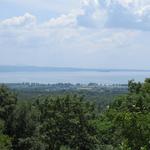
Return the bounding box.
[36,95,99,150]
[0,85,17,136]
[0,120,11,150]
[98,79,150,150]
[10,102,44,150]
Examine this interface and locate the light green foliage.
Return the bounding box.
[0,134,11,150]
[0,120,11,150]
[98,79,150,150]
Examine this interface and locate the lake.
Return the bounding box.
[0,71,150,84]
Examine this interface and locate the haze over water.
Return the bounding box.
[0,71,150,84]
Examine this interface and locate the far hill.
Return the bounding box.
[0,66,149,72]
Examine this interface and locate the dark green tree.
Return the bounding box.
[0,120,11,150]
[10,102,45,150]
[0,85,17,135]
[36,95,99,150]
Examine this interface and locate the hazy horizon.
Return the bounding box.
[0,65,150,72]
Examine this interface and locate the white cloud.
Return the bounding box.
[43,10,83,28]
[78,0,150,30]
[77,0,108,28]
[1,0,150,30]
[0,0,150,69]
[0,13,36,28]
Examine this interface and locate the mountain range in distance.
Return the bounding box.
[0,65,149,73]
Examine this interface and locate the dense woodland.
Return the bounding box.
[0,79,150,149]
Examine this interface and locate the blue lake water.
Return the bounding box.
[0,71,150,84]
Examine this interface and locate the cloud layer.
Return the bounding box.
[0,0,150,69]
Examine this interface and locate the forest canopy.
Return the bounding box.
[0,79,150,150]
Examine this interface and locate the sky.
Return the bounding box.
[0,0,150,69]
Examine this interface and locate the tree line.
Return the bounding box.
[0,79,150,149]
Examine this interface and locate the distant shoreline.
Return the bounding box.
[0,66,149,73]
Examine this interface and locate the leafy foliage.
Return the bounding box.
[0,78,150,150]
[98,79,150,149]
[36,95,99,150]
[0,120,11,150]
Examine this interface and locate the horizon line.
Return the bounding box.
[0,65,149,72]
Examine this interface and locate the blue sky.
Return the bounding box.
[0,0,150,69]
